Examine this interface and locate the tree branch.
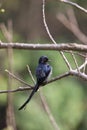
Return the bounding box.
[0,86,33,94]
[40,90,60,130]
[0,42,87,52]
[5,69,32,88]
[0,72,70,94]
[59,0,87,13]
[57,8,87,44]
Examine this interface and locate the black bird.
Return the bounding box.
[19,56,52,110]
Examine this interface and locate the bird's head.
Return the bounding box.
[39,56,50,64]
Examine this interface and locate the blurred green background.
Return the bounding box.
[0,0,87,130]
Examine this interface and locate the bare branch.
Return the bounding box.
[77,60,87,71]
[42,0,56,44]
[43,0,71,68]
[40,90,60,130]
[66,8,87,44]
[0,23,12,42]
[0,72,70,94]
[70,70,87,80]
[64,51,86,58]
[47,72,70,84]
[27,65,36,84]
[57,11,87,44]
[1,68,87,94]
[0,42,87,52]
[5,69,32,88]
[83,54,87,73]
[70,51,79,72]
[60,51,72,70]
[0,86,33,94]
[59,0,87,13]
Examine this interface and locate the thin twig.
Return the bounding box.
[66,7,78,27]
[66,7,87,44]
[1,68,87,94]
[27,65,36,84]
[42,0,56,45]
[0,72,70,94]
[70,51,79,72]
[47,72,70,84]
[60,0,87,13]
[83,54,87,73]
[42,0,72,70]
[0,23,12,42]
[40,90,60,130]
[57,8,87,44]
[75,60,87,71]
[5,69,32,88]
[60,51,72,70]
[64,51,86,58]
[0,86,33,94]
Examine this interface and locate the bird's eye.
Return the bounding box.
[44,58,48,62]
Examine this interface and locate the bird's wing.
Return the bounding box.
[36,67,46,78]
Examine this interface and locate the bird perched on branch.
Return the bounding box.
[19,56,52,110]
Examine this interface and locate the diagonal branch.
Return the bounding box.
[0,72,70,94]
[42,0,72,70]
[70,51,80,72]
[27,65,36,84]
[5,69,32,88]
[59,0,87,13]
[57,11,87,45]
[40,90,60,130]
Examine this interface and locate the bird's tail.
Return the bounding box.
[18,83,39,110]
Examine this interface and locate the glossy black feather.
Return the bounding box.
[18,56,52,110]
